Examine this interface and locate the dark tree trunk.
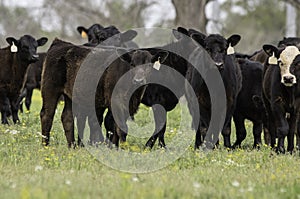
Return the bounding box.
[171,0,209,33]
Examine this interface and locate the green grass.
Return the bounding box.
[0,90,300,199]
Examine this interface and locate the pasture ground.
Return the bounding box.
[0,90,300,199]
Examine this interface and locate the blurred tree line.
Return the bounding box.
[221,0,300,53]
[0,0,298,53]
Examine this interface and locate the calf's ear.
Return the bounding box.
[37,37,48,46]
[120,30,137,42]
[77,26,88,38]
[263,44,279,65]
[6,37,19,46]
[191,33,206,47]
[262,44,279,57]
[151,50,169,63]
[172,29,180,40]
[172,27,189,40]
[188,28,201,36]
[227,34,241,47]
[116,48,132,64]
[177,27,188,34]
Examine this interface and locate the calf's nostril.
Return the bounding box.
[284,76,294,83]
[31,54,39,60]
[215,62,223,67]
[133,78,144,85]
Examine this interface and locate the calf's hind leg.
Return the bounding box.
[297,122,300,150]
[88,114,104,145]
[40,90,61,146]
[145,104,167,149]
[10,97,20,124]
[61,95,75,148]
[252,121,262,148]
[232,115,246,148]
[104,110,115,144]
[75,111,86,147]
[222,122,232,148]
[287,114,296,153]
[0,94,10,124]
[25,87,34,111]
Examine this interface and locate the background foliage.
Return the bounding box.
[0,0,298,52]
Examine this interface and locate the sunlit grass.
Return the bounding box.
[0,89,300,199]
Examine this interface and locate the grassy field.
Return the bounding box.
[0,90,300,199]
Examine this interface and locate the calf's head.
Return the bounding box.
[191,33,241,70]
[263,45,300,87]
[77,23,104,44]
[277,37,300,48]
[117,49,169,85]
[172,27,197,54]
[290,54,300,86]
[96,26,137,47]
[6,35,48,63]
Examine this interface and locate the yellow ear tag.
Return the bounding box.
[227,44,235,55]
[10,42,18,53]
[153,58,161,71]
[268,53,278,65]
[81,31,87,39]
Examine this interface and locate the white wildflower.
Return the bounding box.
[65,180,71,185]
[36,132,47,138]
[11,183,16,189]
[193,182,201,189]
[10,130,19,135]
[247,186,253,192]
[280,188,286,193]
[132,177,139,182]
[232,180,240,187]
[226,159,235,165]
[35,165,43,172]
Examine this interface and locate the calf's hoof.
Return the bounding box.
[145,139,155,149]
[276,146,285,154]
[231,142,241,149]
[253,144,261,150]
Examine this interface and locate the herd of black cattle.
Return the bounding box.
[1,24,300,154]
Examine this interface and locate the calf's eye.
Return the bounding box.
[279,62,284,67]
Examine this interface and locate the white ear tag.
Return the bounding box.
[10,42,18,53]
[227,44,235,55]
[268,53,278,65]
[81,31,87,39]
[153,58,161,71]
